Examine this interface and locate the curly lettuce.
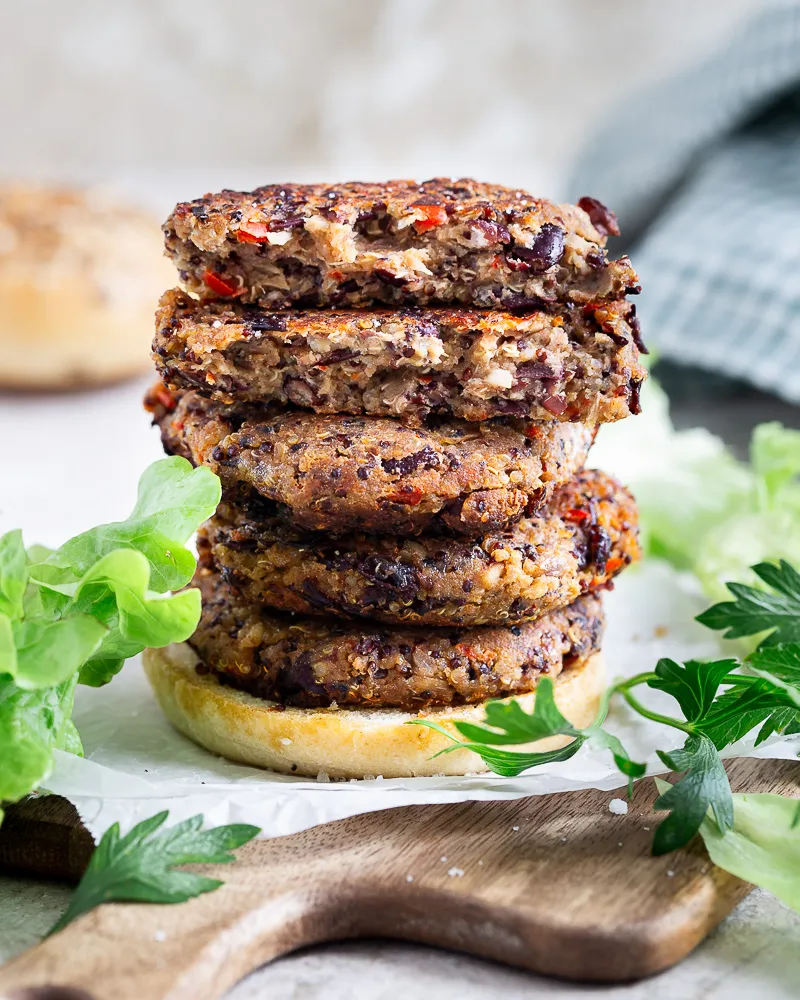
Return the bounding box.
[0,457,220,822]
[591,379,800,601]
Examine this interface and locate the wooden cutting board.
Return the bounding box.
[0,757,798,999]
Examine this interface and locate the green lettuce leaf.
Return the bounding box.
[56,457,220,593]
[697,790,800,913]
[751,423,800,504]
[591,378,800,601]
[11,615,107,689]
[0,674,82,819]
[0,530,28,619]
[32,548,203,687]
[0,457,221,821]
[0,613,16,677]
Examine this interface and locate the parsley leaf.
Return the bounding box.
[695,682,796,748]
[409,677,646,784]
[757,706,800,744]
[653,734,734,855]
[409,678,587,776]
[584,726,647,793]
[747,644,800,706]
[696,560,800,644]
[452,679,579,746]
[648,657,739,722]
[49,811,260,934]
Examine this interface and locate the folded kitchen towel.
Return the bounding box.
[570,2,800,403]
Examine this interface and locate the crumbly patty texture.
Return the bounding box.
[147,385,595,537]
[189,566,604,709]
[199,469,639,628]
[163,179,639,311]
[153,289,645,424]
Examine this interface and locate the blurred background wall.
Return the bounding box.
[0,0,761,215]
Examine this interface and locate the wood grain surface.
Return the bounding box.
[0,757,798,999]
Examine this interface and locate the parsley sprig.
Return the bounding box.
[411,561,800,879]
[49,811,259,934]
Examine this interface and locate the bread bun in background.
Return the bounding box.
[142,643,605,780]
[0,184,174,390]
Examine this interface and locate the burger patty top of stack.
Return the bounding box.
[163,178,639,311]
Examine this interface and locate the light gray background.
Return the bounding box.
[0,0,761,212]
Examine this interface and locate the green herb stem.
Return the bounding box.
[618,689,694,734]
[611,671,659,693]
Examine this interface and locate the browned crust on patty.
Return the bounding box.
[199,469,640,628]
[153,289,645,425]
[147,384,596,538]
[163,178,639,311]
[189,565,604,709]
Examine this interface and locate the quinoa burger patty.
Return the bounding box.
[153,289,646,425]
[200,469,639,628]
[163,178,639,311]
[148,385,595,538]
[186,567,604,711]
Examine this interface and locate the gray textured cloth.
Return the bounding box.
[571,3,800,403]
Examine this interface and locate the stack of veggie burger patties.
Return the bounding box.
[143,179,644,779]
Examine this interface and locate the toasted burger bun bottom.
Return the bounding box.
[142,642,605,779]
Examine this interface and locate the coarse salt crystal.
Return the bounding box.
[512,826,520,831]
[609,798,628,815]
[406,875,414,883]
[154,930,167,942]
[447,867,464,878]
[280,737,292,746]
[440,856,447,863]
[667,870,675,877]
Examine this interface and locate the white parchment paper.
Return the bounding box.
[44,560,800,840]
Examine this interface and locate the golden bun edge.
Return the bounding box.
[142,642,605,779]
